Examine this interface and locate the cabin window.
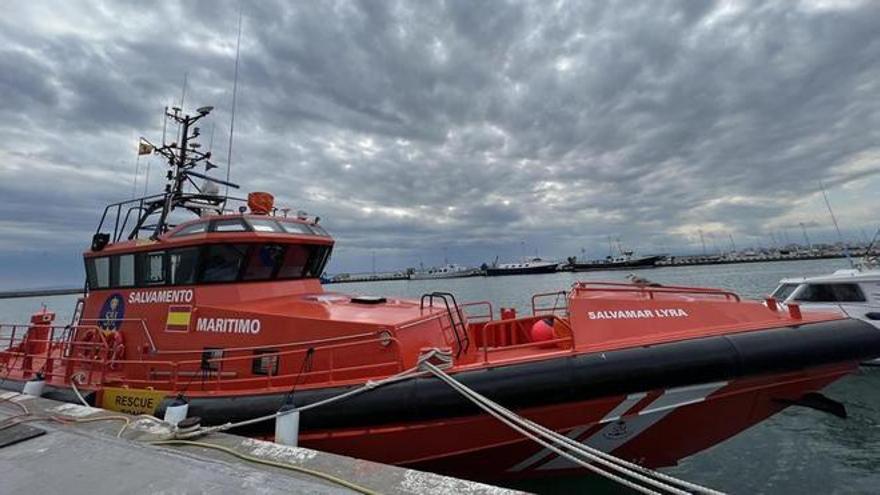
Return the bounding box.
[252,349,280,376]
[212,218,249,233]
[310,224,330,237]
[86,257,111,289]
[172,222,208,237]
[201,244,248,283]
[201,348,224,372]
[169,247,200,285]
[832,284,868,302]
[113,254,135,288]
[771,284,799,301]
[280,221,313,235]
[140,251,166,285]
[242,244,284,281]
[794,283,867,303]
[248,218,282,233]
[277,245,311,278]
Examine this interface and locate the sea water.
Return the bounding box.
[1,258,877,493]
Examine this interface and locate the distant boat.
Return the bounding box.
[485,257,559,276]
[571,251,662,271]
[410,263,481,280]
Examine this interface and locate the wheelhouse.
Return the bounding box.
[84,215,333,291]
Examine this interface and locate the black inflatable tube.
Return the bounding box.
[169,318,880,431]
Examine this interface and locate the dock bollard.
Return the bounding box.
[164,394,189,427]
[275,397,300,447]
[23,373,46,397]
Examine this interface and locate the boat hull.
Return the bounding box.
[307,365,849,480]
[572,255,663,271]
[410,270,482,280]
[485,264,559,276]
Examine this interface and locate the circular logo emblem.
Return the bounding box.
[99,293,126,331]
[602,420,630,440]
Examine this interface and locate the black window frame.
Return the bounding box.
[138,250,167,286]
[85,257,110,290]
[241,243,286,281]
[246,218,283,233]
[168,246,201,286]
[794,283,867,303]
[831,283,867,302]
[252,349,280,376]
[86,256,111,290]
[111,254,136,288]
[279,221,314,235]
[198,243,250,284]
[210,218,251,233]
[201,348,224,372]
[98,241,332,289]
[171,221,209,238]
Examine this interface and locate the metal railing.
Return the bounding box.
[571,281,741,302]
[473,315,574,363]
[420,292,470,357]
[531,290,569,317]
[460,301,494,322]
[1,321,404,394]
[95,193,253,241]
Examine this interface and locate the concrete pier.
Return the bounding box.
[0,392,523,494]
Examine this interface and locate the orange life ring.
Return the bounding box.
[77,328,103,360]
[77,328,124,364]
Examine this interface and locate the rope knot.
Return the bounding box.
[417,347,454,371]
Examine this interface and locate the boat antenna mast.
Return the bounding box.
[135,105,240,239]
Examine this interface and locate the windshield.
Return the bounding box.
[771,283,800,301]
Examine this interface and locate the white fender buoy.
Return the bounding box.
[23,373,46,397]
[275,397,300,447]
[164,395,189,427]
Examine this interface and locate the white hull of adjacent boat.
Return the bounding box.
[410,265,481,280]
[772,268,880,364]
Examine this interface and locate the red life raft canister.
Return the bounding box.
[248,192,274,215]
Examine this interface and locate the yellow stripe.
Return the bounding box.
[166,312,191,326]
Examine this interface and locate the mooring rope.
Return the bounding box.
[416,351,725,495]
[175,364,429,438]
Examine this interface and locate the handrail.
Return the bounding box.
[460,301,494,322]
[476,314,574,363]
[94,192,254,241]
[1,320,405,393]
[112,335,403,392]
[571,282,741,302]
[420,292,469,356]
[531,290,568,316]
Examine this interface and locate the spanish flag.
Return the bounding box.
[138,140,154,156]
[166,305,192,332]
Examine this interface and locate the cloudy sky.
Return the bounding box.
[1,0,879,288]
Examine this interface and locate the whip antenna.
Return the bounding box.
[225,3,243,204]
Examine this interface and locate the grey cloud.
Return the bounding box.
[0,0,879,281]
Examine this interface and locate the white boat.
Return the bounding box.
[772,263,880,363]
[410,263,481,280]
